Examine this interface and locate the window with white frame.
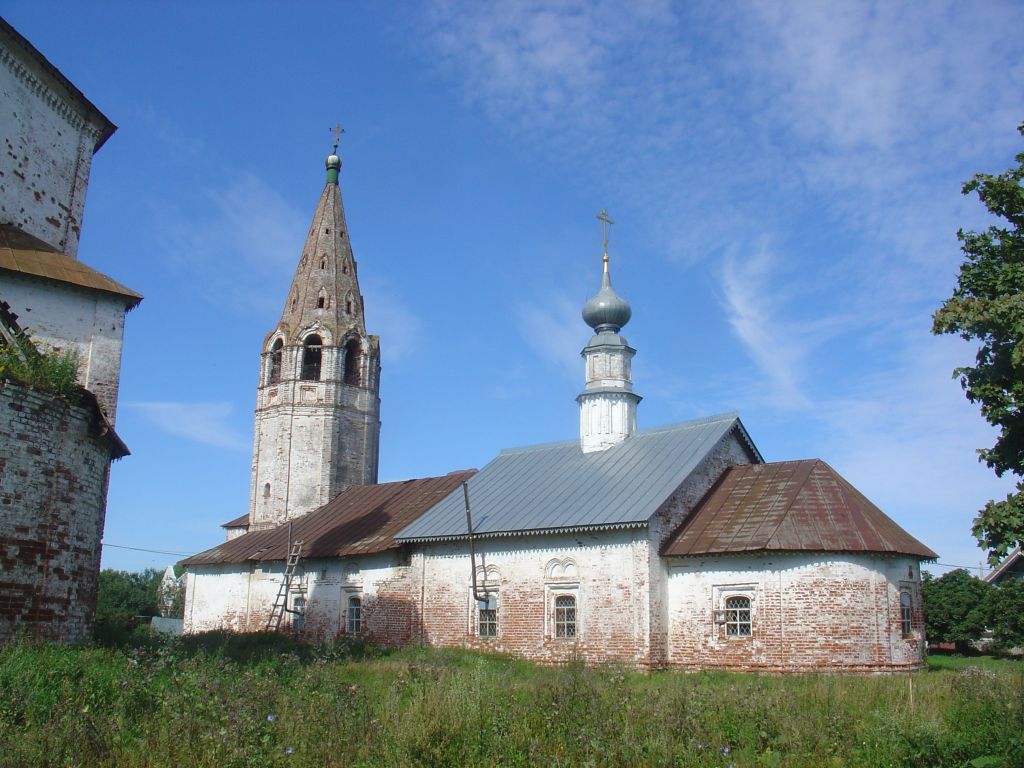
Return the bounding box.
[724,595,752,637]
[900,591,912,636]
[347,595,362,634]
[477,594,497,638]
[554,594,577,638]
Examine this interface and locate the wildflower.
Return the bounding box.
[720,746,731,756]
[284,746,294,755]
[267,714,276,722]
[696,744,705,752]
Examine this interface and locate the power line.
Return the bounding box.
[101,542,190,557]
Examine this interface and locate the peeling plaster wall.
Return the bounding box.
[2,272,129,422]
[0,36,107,259]
[666,552,926,671]
[0,382,113,644]
[647,429,759,666]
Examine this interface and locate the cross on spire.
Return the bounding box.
[330,123,345,154]
[596,209,614,269]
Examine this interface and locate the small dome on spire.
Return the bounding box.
[325,153,341,184]
[583,264,632,333]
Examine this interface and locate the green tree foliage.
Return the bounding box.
[93,568,162,645]
[921,569,992,652]
[978,578,1024,649]
[933,124,1024,564]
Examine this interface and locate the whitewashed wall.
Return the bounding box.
[666,551,926,671]
[3,273,129,422]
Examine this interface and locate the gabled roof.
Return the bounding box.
[182,471,475,567]
[984,547,1023,584]
[396,414,760,542]
[662,460,937,559]
[0,225,142,307]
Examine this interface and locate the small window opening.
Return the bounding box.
[900,592,912,636]
[347,596,362,634]
[268,339,283,384]
[345,300,353,314]
[325,228,330,234]
[301,335,322,381]
[725,596,751,637]
[317,296,325,309]
[342,263,348,275]
[344,339,361,386]
[320,259,326,269]
[263,482,271,498]
[555,595,576,638]
[478,595,497,638]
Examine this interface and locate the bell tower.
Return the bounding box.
[577,210,641,453]
[249,138,381,529]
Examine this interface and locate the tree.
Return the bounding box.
[933,123,1024,564]
[93,568,162,645]
[921,569,992,652]
[978,579,1024,649]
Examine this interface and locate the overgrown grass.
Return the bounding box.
[1,635,1022,767]
[0,332,80,400]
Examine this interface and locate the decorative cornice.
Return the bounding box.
[0,44,106,145]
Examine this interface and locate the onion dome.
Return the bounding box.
[582,258,631,333]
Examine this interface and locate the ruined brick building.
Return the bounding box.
[0,19,140,643]
[183,147,936,672]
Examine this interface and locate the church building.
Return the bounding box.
[182,145,936,672]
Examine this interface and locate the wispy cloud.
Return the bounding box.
[361,276,422,364]
[124,401,248,451]
[518,293,584,378]
[155,173,307,314]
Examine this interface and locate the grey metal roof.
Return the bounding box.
[396,414,760,542]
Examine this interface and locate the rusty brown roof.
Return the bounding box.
[220,513,250,529]
[0,225,142,307]
[183,471,475,567]
[662,460,937,559]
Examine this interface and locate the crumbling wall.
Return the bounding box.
[0,382,113,644]
[666,552,926,672]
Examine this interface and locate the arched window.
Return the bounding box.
[344,339,361,386]
[301,335,322,381]
[347,596,362,634]
[725,596,751,637]
[263,482,271,498]
[900,592,912,636]
[555,595,576,638]
[316,296,325,309]
[320,258,326,269]
[267,339,283,384]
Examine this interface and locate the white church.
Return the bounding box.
[182,145,936,672]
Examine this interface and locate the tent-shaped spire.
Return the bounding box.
[276,151,365,341]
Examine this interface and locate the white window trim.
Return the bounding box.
[343,588,362,634]
[544,583,580,640]
[712,583,756,640]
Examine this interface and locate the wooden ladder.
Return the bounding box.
[266,540,304,631]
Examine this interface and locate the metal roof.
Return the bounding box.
[0,225,142,307]
[396,414,759,542]
[984,547,1023,584]
[182,471,474,567]
[220,513,249,529]
[662,460,937,559]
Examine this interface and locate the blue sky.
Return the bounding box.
[6,1,1023,576]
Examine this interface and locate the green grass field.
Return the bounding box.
[1,633,1021,767]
